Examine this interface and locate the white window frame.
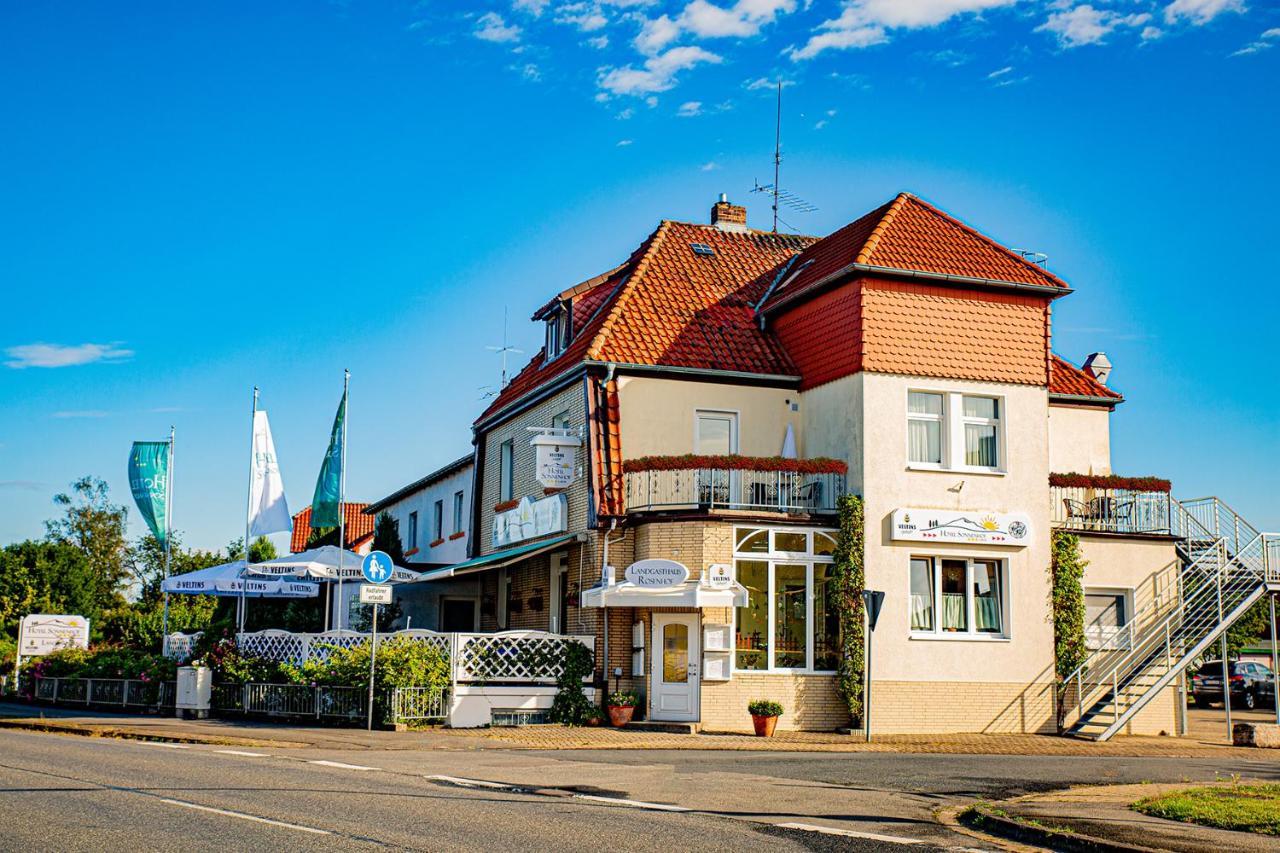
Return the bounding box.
[1084,586,1133,650]
[906,391,946,469]
[732,526,838,675]
[452,490,465,535]
[908,555,1010,641]
[498,439,515,502]
[905,389,1006,475]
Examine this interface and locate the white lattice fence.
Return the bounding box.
[162,632,203,661]
[237,629,450,666]
[455,631,594,684]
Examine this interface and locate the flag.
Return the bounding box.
[310,390,345,528]
[128,441,169,545]
[249,410,292,536]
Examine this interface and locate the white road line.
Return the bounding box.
[308,760,378,771]
[158,798,331,835]
[426,774,521,789]
[774,822,927,845]
[572,794,690,812]
[213,749,269,757]
[140,742,189,749]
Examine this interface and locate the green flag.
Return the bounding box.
[310,391,346,528]
[128,441,170,545]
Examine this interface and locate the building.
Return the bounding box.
[415,193,1273,736]
[363,454,476,631]
[289,503,375,554]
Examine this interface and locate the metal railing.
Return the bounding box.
[1050,486,1171,535]
[625,468,845,514]
[236,628,450,666]
[30,676,177,711]
[209,682,446,724]
[389,686,448,723]
[1064,496,1276,740]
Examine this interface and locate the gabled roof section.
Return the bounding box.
[761,193,1069,314]
[290,503,374,553]
[363,453,473,515]
[1049,354,1123,405]
[476,221,814,426]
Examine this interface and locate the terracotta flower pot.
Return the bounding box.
[607,705,635,727]
[752,714,779,737]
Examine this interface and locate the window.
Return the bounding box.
[906,390,1003,472]
[499,439,514,502]
[907,392,944,465]
[545,306,572,358]
[910,556,1007,638]
[452,490,465,534]
[407,511,418,550]
[432,500,444,541]
[695,410,737,454]
[1085,590,1130,649]
[552,410,571,432]
[733,526,837,672]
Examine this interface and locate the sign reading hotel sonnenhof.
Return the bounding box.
[624,559,690,588]
[19,614,90,657]
[891,509,1031,546]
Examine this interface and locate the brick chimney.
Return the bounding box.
[711,193,748,232]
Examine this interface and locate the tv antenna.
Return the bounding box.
[485,306,523,389]
[750,81,816,233]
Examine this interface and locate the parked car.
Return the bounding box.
[1190,660,1276,710]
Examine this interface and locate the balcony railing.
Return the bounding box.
[1050,482,1172,535]
[625,461,846,515]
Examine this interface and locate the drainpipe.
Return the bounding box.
[600,518,621,690]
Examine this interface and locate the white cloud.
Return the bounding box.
[556,2,609,31]
[635,14,682,53]
[0,480,43,492]
[598,45,722,96]
[1141,25,1164,40]
[5,342,133,369]
[931,48,971,65]
[514,62,543,81]
[1264,28,1280,38]
[678,100,703,115]
[475,12,522,43]
[617,138,634,146]
[700,160,720,170]
[52,410,111,419]
[744,76,794,90]
[987,65,1014,77]
[1163,0,1245,25]
[513,0,550,16]
[814,119,828,129]
[1037,5,1151,48]
[586,34,610,48]
[635,1,797,55]
[790,0,1015,60]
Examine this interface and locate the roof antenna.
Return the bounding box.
[485,306,524,389]
[751,81,816,233]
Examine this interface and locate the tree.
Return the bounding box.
[102,532,227,647]
[1223,598,1270,660]
[372,512,406,564]
[226,536,279,563]
[44,477,129,613]
[1,540,100,638]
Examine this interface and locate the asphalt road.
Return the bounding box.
[1,728,1276,852]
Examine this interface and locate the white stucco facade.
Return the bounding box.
[1048,403,1112,474]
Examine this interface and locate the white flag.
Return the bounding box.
[249,410,292,536]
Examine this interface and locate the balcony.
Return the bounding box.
[624,455,847,515]
[1050,474,1173,536]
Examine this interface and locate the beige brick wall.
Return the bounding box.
[871,680,1057,734]
[479,384,589,555]
[701,674,847,732]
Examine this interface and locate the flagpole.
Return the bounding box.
[161,425,174,650]
[242,387,259,635]
[337,369,349,631]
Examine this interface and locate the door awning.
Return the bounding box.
[411,534,578,583]
[582,580,749,609]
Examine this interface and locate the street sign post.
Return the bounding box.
[359,552,395,731]
[862,590,885,743]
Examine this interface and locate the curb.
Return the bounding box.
[0,718,301,749]
[958,803,1157,853]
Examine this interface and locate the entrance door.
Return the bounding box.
[440,597,477,632]
[650,613,700,722]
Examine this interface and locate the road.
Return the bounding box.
[1,728,1277,851]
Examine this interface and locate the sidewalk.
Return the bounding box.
[964,781,1279,852]
[0,700,1256,755]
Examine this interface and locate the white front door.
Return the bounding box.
[650,613,700,722]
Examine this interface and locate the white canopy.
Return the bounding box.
[582,580,749,609]
[251,545,421,583]
[162,560,319,598]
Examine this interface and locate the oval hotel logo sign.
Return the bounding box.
[624,559,690,588]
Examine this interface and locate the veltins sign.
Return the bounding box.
[19,614,90,657]
[624,559,689,588]
[891,508,1031,546]
[492,493,568,548]
[531,433,578,489]
[703,563,734,589]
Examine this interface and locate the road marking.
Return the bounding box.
[427,774,519,789]
[308,760,378,771]
[158,798,330,835]
[775,822,927,845]
[573,793,690,812]
[214,749,269,757]
[140,742,189,749]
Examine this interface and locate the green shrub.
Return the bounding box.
[748,699,783,718]
[1050,530,1088,732]
[29,646,176,682]
[548,641,597,725]
[832,494,866,726]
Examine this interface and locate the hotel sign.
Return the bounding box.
[624,559,689,588]
[891,508,1031,546]
[492,493,568,548]
[18,614,90,657]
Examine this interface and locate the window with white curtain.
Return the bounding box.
[907,392,944,465]
[906,390,1004,472]
[962,395,1000,468]
[910,556,1007,638]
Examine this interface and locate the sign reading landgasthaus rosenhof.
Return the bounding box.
[890,509,1031,546]
[624,559,690,588]
[18,614,91,656]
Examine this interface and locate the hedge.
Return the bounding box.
[623,454,847,475]
[1049,473,1171,493]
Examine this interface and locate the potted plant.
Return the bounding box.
[748,699,783,737]
[606,690,639,727]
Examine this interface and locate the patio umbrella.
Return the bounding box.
[161,560,319,598]
[781,423,797,459]
[251,545,421,583]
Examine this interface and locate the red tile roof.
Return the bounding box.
[761,193,1068,314]
[477,222,815,424]
[1049,355,1123,403]
[290,503,375,553]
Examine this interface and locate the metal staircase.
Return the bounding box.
[1064,497,1279,741]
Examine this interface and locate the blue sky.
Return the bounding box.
[1,0,1276,550]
